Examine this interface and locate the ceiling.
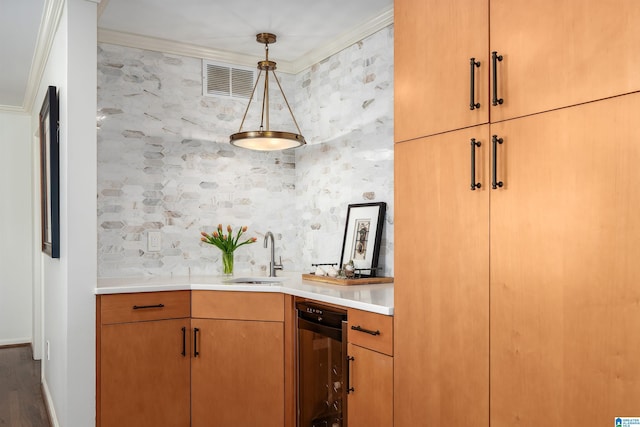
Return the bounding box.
[0,0,393,112]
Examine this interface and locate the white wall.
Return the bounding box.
[0,111,33,346]
[34,0,97,426]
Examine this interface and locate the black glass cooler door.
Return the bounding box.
[297,302,347,427]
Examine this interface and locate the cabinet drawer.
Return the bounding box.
[192,291,284,322]
[348,309,393,356]
[100,291,191,324]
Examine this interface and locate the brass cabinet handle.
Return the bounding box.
[350,325,381,336]
[470,58,481,110]
[492,51,504,106]
[132,303,165,310]
[346,355,355,394]
[471,138,482,190]
[492,135,504,189]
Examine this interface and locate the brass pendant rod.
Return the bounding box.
[237,68,263,133]
[263,72,269,131]
[263,43,270,131]
[272,69,303,135]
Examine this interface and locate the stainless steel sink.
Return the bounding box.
[223,277,283,285]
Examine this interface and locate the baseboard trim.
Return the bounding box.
[0,338,31,347]
[41,379,59,427]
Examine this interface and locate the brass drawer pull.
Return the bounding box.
[132,303,165,310]
[351,325,380,336]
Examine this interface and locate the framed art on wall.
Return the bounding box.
[39,85,60,258]
[339,202,386,277]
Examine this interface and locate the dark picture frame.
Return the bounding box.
[39,86,60,258]
[340,202,386,277]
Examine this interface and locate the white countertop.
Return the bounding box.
[96,272,394,315]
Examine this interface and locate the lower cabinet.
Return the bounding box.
[347,308,394,427]
[98,291,391,427]
[347,343,393,426]
[191,291,285,427]
[97,291,191,427]
[98,290,287,427]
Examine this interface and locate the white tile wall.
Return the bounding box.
[97,25,394,277]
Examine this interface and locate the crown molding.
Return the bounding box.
[97,0,109,20]
[0,104,29,114]
[289,6,393,73]
[97,5,393,75]
[98,28,275,71]
[19,0,65,114]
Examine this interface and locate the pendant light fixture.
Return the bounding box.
[230,33,306,151]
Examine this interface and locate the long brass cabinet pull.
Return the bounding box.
[492,135,504,189]
[346,355,355,394]
[492,51,504,106]
[132,303,165,310]
[181,327,186,357]
[470,58,481,110]
[470,138,482,191]
[193,327,200,357]
[350,325,381,336]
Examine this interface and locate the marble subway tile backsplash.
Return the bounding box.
[97,26,394,278]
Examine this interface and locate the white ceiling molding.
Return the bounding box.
[97,0,109,20]
[98,28,274,71]
[12,0,65,114]
[289,6,393,73]
[0,105,29,114]
[98,5,394,75]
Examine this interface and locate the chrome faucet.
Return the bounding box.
[264,231,283,277]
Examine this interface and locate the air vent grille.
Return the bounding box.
[203,61,255,99]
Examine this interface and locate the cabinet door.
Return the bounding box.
[490,93,640,426]
[191,319,284,427]
[490,0,640,122]
[394,0,489,142]
[347,344,392,427]
[100,319,191,427]
[394,126,490,427]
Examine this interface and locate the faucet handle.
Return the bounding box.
[274,256,284,271]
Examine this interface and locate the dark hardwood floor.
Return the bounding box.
[0,345,50,427]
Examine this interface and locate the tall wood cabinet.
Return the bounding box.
[394,0,640,426]
[490,95,640,425]
[395,126,490,427]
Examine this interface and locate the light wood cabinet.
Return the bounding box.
[394,0,489,142]
[97,292,191,427]
[394,126,490,427]
[191,291,286,427]
[346,309,394,427]
[490,93,640,426]
[490,0,640,123]
[346,343,393,427]
[395,0,640,142]
[394,79,640,427]
[395,2,640,425]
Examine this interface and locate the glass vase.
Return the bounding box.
[222,250,234,275]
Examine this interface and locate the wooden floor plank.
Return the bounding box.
[0,345,50,427]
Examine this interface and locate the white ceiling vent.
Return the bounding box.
[203,60,255,99]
